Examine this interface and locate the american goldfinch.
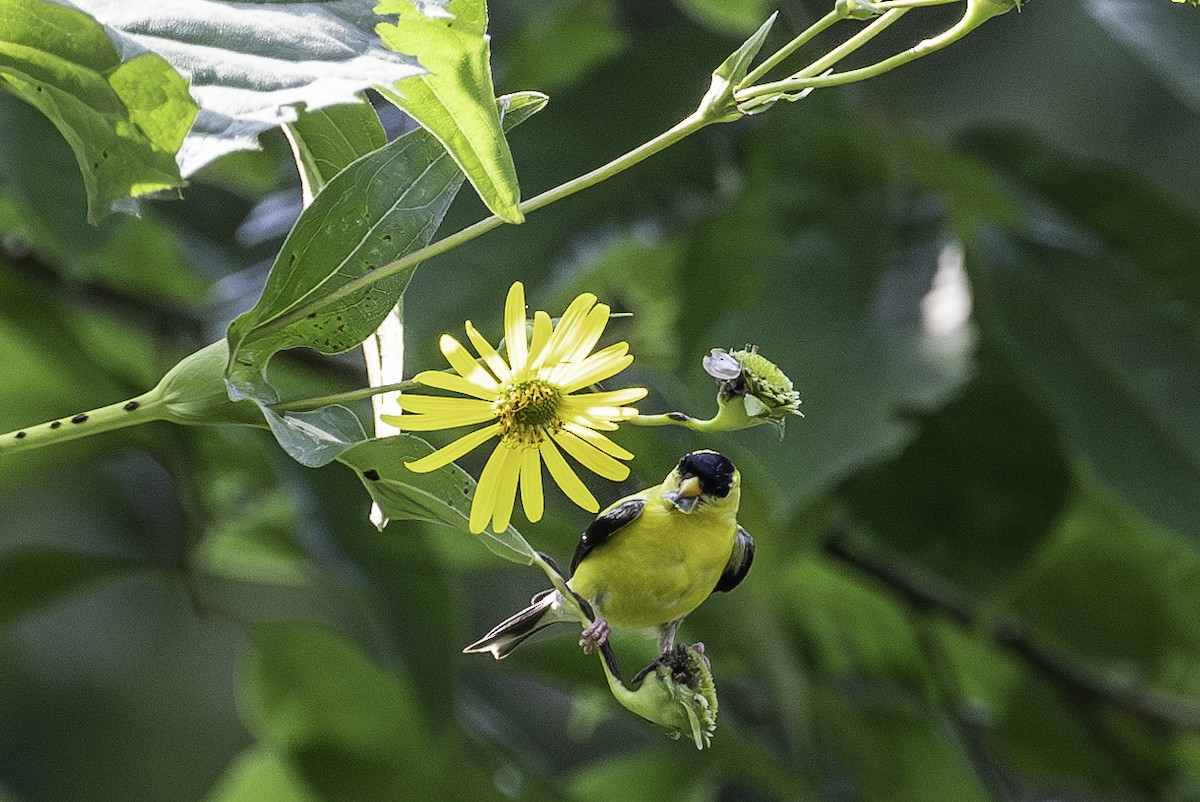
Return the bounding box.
[464,450,754,661]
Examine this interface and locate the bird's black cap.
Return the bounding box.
[677,451,736,498]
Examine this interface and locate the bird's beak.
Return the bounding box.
[666,475,703,513]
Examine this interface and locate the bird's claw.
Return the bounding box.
[580,618,610,655]
[632,641,712,686]
[631,657,664,686]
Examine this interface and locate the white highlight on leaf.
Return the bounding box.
[282,415,346,442]
[922,241,973,339]
[55,0,426,174]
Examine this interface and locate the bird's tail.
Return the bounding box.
[463,589,570,659]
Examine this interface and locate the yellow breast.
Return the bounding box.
[568,494,737,630]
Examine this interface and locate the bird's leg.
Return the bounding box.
[579,617,610,655]
[629,620,687,685]
[658,619,683,655]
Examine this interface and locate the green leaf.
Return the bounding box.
[188,434,313,587]
[259,404,368,469]
[699,11,777,121]
[244,624,428,752]
[0,91,208,303]
[1087,0,1200,114]
[500,0,626,92]
[714,12,777,87]
[224,91,546,405]
[839,348,1072,596]
[673,0,779,37]
[568,752,707,802]
[340,436,536,565]
[206,748,317,802]
[814,684,990,802]
[241,624,490,798]
[376,0,525,223]
[962,128,1200,319]
[62,0,424,175]
[1009,486,1200,680]
[969,229,1200,544]
[0,0,197,221]
[0,546,127,630]
[284,101,386,200]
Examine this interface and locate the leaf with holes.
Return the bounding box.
[340,437,535,565]
[0,0,197,222]
[224,91,546,405]
[284,102,386,200]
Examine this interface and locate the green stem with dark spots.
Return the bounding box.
[0,393,162,456]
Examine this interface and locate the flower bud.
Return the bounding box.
[703,346,803,436]
[601,644,719,749]
[150,340,261,426]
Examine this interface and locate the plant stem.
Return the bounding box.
[796,8,910,78]
[0,392,161,456]
[737,2,976,105]
[824,529,1200,731]
[630,412,716,431]
[909,613,1018,799]
[273,379,422,412]
[268,111,714,334]
[738,9,845,90]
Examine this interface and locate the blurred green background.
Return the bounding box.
[3,0,1200,799]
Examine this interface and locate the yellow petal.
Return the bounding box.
[414,370,499,401]
[389,413,497,432]
[397,393,495,414]
[564,413,619,431]
[405,423,501,473]
[440,335,498,390]
[519,447,544,523]
[541,292,596,366]
[560,303,610,364]
[491,445,523,533]
[470,441,511,533]
[504,282,528,374]
[565,387,648,407]
[551,428,630,482]
[527,310,554,370]
[557,346,633,392]
[464,321,511,383]
[567,405,636,424]
[540,437,599,513]
[562,422,634,460]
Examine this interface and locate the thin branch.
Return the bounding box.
[909,612,1018,800]
[1,240,207,335]
[824,529,1200,731]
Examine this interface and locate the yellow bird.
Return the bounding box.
[464,450,754,662]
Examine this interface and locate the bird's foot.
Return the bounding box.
[632,642,713,688]
[579,618,610,655]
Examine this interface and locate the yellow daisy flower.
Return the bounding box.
[383,282,647,534]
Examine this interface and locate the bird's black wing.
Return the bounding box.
[714,525,754,593]
[570,499,645,575]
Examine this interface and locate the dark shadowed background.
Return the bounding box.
[2,0,1199,799]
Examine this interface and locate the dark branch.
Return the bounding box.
[824,529,1200,732]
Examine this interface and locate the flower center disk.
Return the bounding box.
[496,379,563,444]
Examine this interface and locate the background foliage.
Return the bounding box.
[2,0,1200,799]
